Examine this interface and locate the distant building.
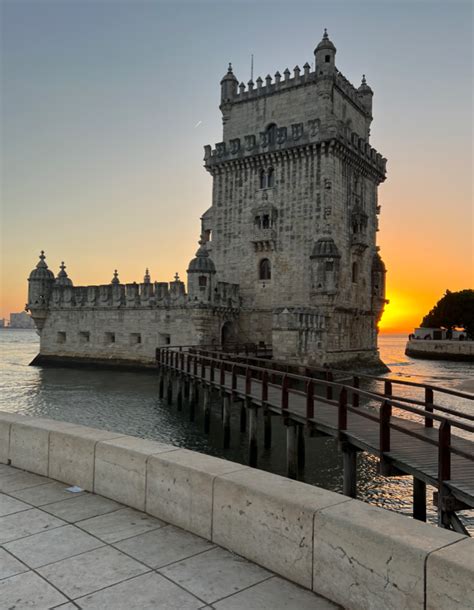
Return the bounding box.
[0,318,5,329]
[27,31,388,370]
[9,311,35,329]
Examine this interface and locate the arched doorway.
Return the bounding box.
[221,321,234,347]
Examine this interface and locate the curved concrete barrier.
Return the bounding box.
[0,411,472,610]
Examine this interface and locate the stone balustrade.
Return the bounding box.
[0,411,471,610]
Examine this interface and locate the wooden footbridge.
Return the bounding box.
[156,345,474,535]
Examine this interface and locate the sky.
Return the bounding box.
[1,0,473,332]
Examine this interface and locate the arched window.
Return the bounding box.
[259,258,271,280]
[267,167,275,187]
[352,262,358,283]
[259,169,266,189]
[199,276,207,287]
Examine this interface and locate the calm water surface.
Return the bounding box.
[1,329,472,531]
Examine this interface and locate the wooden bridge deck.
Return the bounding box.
[158,347,474,532]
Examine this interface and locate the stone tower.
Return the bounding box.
[202,31,387,367]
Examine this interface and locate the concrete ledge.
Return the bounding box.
[49,426,126,491]
[426,538,474,610]
[95,436,178,510]
[146,449,248,539]
[30,354,156,371]
[0,411,471,610]
[312,499,465,610]
[213,467,351,589]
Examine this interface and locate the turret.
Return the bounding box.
[357,74,373,114]
[27,251,55,330]
[314,28,336,76]
[220,63,238,107]
[55,262,73,287]
[187,236,216,303]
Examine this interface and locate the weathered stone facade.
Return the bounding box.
[27,31,388,369]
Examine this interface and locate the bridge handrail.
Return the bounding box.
[182,347,474,401]
[158,347,474,436]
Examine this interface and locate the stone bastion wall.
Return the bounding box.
[406,340,474,362]
[0,412,471,610]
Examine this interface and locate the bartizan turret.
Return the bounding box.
[27,251,55,330]
[187,236,216,303]
[220,63,238,124]
[314,28,336,76]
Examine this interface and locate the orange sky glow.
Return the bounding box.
[1,2,473,333]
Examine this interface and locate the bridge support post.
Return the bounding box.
[247,400,258,467]
[342,444,357,498]
[166,374,173,406]
[413,477,426,522]
[203,386,210,434]
[158,371,164,399]
[264,410,272,449]
[176,377,183,412]
[184,379,190,400]
[240,401,247,433]
[222,393,231,449]
[189,381,197,422]
[297,425,305,473]
[287,423,298,480]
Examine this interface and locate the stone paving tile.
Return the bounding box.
[4,523,104,568]
[0,570,68,607]
[0,491,31,516]
[0,469,49,492]
[76,571,203,609]
[114,524,215,568]
[77,507,165,543]
[37,545,149,599]
[0,507,66,543]
[9,481,85,506]
[0,547,29,579]
[42,493,122,523]
[159,546,272,604]
[213,575,339,609]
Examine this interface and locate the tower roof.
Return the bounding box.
[55,261,73,286]
[311,238,341,258]
[315,28,336,53]
[28,251,55,281]
[220,63,238,84]
[187,237,216,273]
[358,74,373,94]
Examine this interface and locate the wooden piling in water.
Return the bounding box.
[203,386,210,434]
[240,401,247,433]
[413,477,426,522]
[287,423,298,480]
[158,371,164,399]
[176,378,183,411]
[166,374,173,406]
[264,410,272,449]
[223,393,231,449]
[297,424,305,472]
[189,380,197,422]
[342,444,357,498]
[248,400,257,467]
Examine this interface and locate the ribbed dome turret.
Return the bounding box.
[358,74,373,94]
[220,62,238,85]
[55,262,73,286]
[29,251,55,281]
[187,239,216,273]
[315,28,336,53]
[311,238,341,258]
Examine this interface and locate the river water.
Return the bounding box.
[1,329,472,531]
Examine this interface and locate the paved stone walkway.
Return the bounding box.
[0,465,337,609]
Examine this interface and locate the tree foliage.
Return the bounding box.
[421,289,474,338]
